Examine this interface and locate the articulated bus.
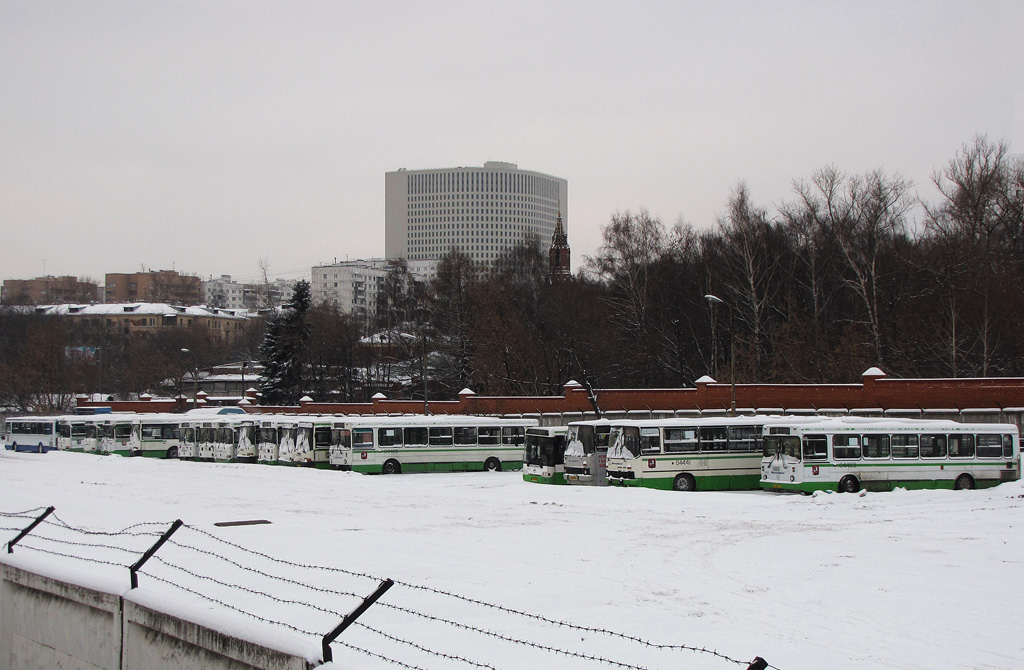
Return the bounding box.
[761,417,1021,493]
[563,419,613,486]
[57,416,100,453]
[522,426,569,484]
[606,415,812,491]
[329,415,537,474]
[3,416,60,453]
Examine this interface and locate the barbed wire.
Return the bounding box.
[47,513,167,538]
[373,599,654,670]
[0,506,50,518]
[148,554,494,669]
[179,522,751,666]
[137,570,426,670]
[164,537,365,600]
[11,542,128,569]
[12,531,144,556]
[3,514,776,669]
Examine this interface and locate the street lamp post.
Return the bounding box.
[181,348,199,409]
[704,294,736,416]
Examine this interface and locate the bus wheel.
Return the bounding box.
[673,474,696,492]
[166,447,178,459]
[484,457,502,472]
[382,459,401,475]
[838,475,860,493]
[954,474,975,490]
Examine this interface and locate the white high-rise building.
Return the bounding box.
[385,162,567,264]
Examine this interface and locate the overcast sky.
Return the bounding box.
[2,1,1022,285]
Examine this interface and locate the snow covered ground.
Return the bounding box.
[2,449,1022,669]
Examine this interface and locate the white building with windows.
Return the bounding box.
[311,259,436,318]
[202,275,296,310]
[385,162,567,265]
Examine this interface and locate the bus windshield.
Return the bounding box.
[524,433,564,467]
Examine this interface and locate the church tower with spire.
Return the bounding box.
[549,208,571,281]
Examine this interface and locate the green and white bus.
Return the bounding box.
[563,419,613,486]
[761,417,1021,493]
[210,415,259,463]
[130,414,182,458]
[522,426,569,484]
[97,416,139,456]
[56,416,100,453]
[606,415,807,491]
[329,415,537,474]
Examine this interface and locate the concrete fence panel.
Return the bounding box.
[1,565,312,670]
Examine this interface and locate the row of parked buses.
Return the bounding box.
[522,415,1022,493]
[4,410,1021,492]
[1,410,536,474]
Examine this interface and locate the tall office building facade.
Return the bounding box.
[385,162,567,264]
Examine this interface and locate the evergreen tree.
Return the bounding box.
[259,280,311,405]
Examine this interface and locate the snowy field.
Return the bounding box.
[2,449,1023,670]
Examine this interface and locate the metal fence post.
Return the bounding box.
[6,506,55,553]
[129,519,183,589]
[322,578,394,663]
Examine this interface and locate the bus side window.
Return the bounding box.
[891,434,919,459]
[478,427,500,445]
[639,428,661,455]
[862,434,890,459]
[353,428,374,448]
[948,434,974,458]
[920,434,947,458]
[429,427,454,447]
[454,427,477,446]
[377,428,402,447]
[1003,434,1015,459]
[404,427,427,447]
[699,426,728,452]
[832,435,861,460]
[502,427,526,446]
[728,425,760,452]
[802,435,828,461]
[664,428,698,453]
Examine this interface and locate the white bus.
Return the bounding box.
[3,416,60,453]
[131,414,182,459]
[563,419,613,486]
[97,416,139,456]
[606,415,806,491]
[208,415,258,463]
[178,407,246,460]
[761,417,1021,493]
[329,415,537,474]
[56,416,100,453]
[522,426,569,484]
[276,415,346,467]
